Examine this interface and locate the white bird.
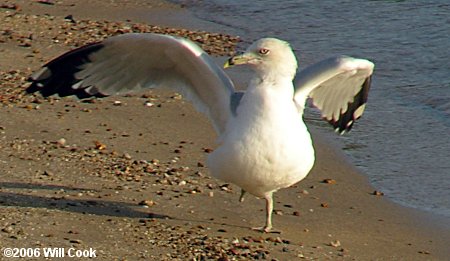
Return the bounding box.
[28,33,374,232]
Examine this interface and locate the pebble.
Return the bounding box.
[219,184,231,191]
[203,147,213,153]
[138,200,156,207]
[69,239,83,244]
[37,0,55,5]
[322,178,337,184]
[373,190,384,196]
[266,236,283,243]
[0,3,20,10]
[94,140,107,150]
[2,226,14,233]
[329,240,341,248]
[56,138,66,146]
[43,170,53,176]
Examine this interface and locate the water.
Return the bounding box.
[170,0,450,219]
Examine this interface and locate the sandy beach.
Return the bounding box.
[1,0,449,260]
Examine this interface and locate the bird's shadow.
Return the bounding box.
[0,182,256,232]
[0,182,168,219]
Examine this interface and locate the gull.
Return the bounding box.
[27,33,374,232]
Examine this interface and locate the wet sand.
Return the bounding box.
[1,0,449,260]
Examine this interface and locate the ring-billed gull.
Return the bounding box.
[27,33,374,232]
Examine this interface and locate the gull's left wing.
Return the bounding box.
[293,55,374,133]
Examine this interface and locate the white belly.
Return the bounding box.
[207,83,315,198]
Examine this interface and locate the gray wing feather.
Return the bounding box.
[230,91,245,116]
[294,55,374,133]
[28,33,236,134]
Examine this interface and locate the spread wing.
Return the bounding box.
[27,33,236,134]
[294,55,374,133]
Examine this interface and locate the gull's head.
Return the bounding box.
[224,38,298,79]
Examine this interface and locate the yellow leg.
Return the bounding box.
[252,192,280,233]
[239,189,246,202]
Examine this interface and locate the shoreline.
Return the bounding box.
[313,125,450,229]
[311,126,450,226]
[1,0,449,260]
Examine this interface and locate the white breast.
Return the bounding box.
[207,79,315,198]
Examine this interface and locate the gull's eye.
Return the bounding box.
[259,48,270,55]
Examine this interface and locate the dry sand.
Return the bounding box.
[1,0,449,260]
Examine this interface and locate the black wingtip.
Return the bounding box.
[329,75,372,134]
[27,42,105,99]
